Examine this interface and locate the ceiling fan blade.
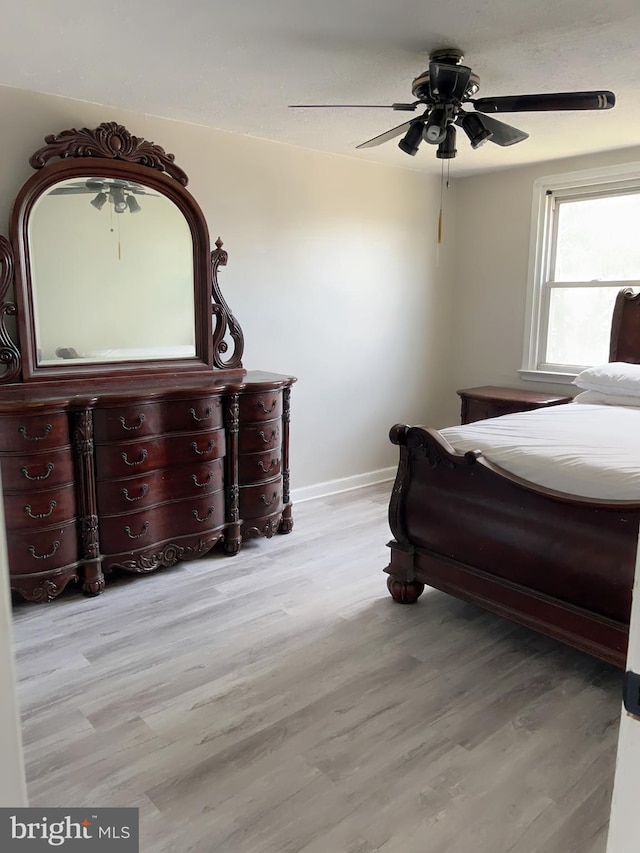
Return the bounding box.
[49,187,91,195]
[356,119,416,149]
[474,113,529,146]
[289,103,418,111]
[473,90,615,113]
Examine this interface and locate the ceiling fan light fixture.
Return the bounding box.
[460,112,493,149]
[398,120,424,156]
[436,125,457,160]
[126,195,141,214]
[90,191,107,211]
[423,107,448,145]
[111,187,127,214]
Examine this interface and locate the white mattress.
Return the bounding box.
[440,402,640,500]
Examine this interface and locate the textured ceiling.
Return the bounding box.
[2,0,640,176]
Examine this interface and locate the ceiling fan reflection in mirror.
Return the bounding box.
[50,178,158,213]
[289,48,616,160]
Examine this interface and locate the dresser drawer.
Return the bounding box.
[3,484,76,532]
[95,429,225,479]
[96,458,224,515]
[99,493,225,554]
[0,450,75,492]
[238,422,281,453]
[238,449,281,484]
[7,521,79,575]
[0,412,70,452]
[239,391,282,423]
[239,479,283,520]
[464,399,518,422]
[94,398,223,442]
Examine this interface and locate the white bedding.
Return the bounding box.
[440,402,640,500]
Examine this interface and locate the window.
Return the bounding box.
[522,164,640,383]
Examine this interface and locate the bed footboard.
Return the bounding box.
[385,423,640,668]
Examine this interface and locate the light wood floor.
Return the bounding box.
[12,483,621,853]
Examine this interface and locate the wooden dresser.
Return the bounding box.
[456,385,573,424]
[0,122,295,601]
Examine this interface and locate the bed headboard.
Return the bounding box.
[610,288,640,363]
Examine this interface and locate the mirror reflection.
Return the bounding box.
[28,176,196,365]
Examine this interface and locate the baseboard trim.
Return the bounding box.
[291,467,396,504]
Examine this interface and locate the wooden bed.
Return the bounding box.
[385,288,640,668]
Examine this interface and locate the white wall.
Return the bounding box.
[0,468,27,807]
[450,145,640,395]
[0,85,457,491]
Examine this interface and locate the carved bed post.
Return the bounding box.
[385,424,425,604]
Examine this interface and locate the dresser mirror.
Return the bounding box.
[29,175,196,366]
[0,122,244,383]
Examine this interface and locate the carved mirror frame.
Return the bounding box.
[0,122,244,384]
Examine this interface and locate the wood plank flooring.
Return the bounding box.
[11,483,622,853]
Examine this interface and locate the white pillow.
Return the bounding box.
[572,389,640,408]
[572,362,640,397]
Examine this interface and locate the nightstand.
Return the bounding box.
[456,385,573,424]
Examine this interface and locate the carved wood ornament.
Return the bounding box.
[29,122,189,185]
[0,236,20,382]
[212,238,245,370]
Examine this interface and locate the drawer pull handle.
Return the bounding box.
[28,540,60,560]
[24,500,56,520]
[189,406,212,422]
[258,400,277,414]
[260,492,279,507]
[119,414,146,431]
[192,506,215,523]
[21,463,54,481]
[121,450,148,467]
[124,522,150,540]
[192,472,213,489]
[191,440,215,456]
[258,459,278,474]
[19,424,52,442]
[258,430,277,444]
[121,485,148,502]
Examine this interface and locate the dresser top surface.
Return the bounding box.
[0,370,297,412]
[456,385,573,405]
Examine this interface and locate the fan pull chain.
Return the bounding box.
[437,159,452,246]
[436,158,452,266]
[108,197,122,260]
[437,160,444,249]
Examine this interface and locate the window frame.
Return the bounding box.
[521,162,640,385]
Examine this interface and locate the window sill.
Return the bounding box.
[519,369,578,386]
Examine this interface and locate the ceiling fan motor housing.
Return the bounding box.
[411,65,480,103]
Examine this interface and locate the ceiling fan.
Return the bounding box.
[289,48,616,160]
